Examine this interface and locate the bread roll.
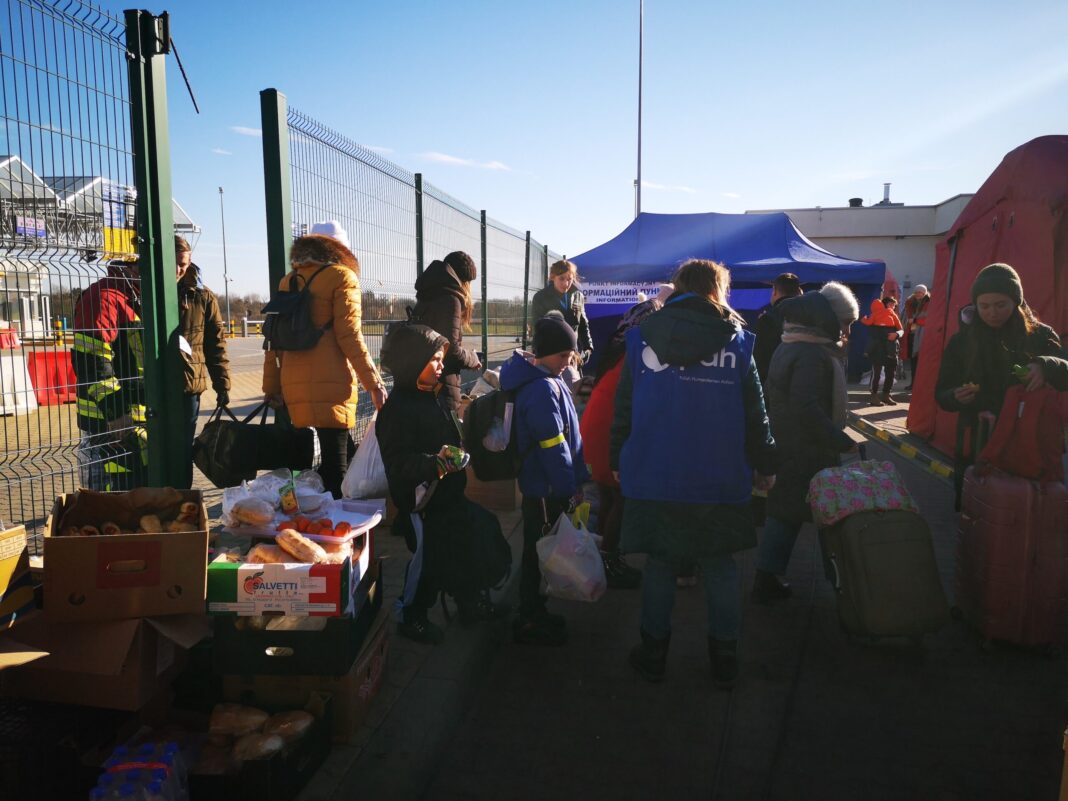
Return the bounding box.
[139,514,163,533]
[262,710,315,744]
[209,703,268,737]
[80,525,101,537]
[232,733,284,761]
[178,501,200,522]
[319,539,353,565]
[245,543,288,564]
[276,529,327,564]
[232,498,275,526]
[101,521,121,536]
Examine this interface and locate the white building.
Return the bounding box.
[747,186,973,291]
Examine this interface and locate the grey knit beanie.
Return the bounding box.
[971,263,1023,306]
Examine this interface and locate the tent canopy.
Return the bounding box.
[571,211,885,286]
[907,135,1068,456]
[570,211,885,377]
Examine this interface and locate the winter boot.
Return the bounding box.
[397,608,444,645]
[457,590,512,627]
[869,391,883,407]
[602,551,642,589]
[629,629,670,683]
[751,569,792,604]
[709,638,738,689]
[881,392,898,405]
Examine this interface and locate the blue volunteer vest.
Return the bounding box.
[619,325,755,505]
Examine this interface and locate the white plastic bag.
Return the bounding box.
[482,401,513,453]
[536,506,606,602]
[341,414,388,499]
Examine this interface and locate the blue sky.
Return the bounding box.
[98,0,1068,295]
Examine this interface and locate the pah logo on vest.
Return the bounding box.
[641,342,738,385]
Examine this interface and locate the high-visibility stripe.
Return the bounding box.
[87,377,122,401]
[76,398,106,419]
[104,462,129,474]
[72,333,113,358]
[539,432,565,449]
[129,404,147,423]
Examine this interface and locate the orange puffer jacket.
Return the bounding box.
[262,262,382,429]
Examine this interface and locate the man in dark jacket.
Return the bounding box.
[412,251,482,413]
[753,272,802,383]
[176,235,230,488]
[500,316,589,646]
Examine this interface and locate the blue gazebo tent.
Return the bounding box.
[570,211,886,376]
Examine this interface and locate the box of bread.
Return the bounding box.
[43,488,209,622]
[206,527,372,616]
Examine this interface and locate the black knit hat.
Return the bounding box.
[443,251,477,282]
[533,315,578,357]
[971,263,1023,306]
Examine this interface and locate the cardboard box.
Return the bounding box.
[223,604,391,742]
[465,474,521,511]
[44,489,209,622]
[207,533,372,616]
[212,561,382,676]
[0,612,211,710]
[0,524,35,630]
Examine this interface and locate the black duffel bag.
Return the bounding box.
[193,403,321,488]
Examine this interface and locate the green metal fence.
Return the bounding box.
[0,2,181,549]
[262,90,560,441]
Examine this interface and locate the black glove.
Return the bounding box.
[215,389,230,407]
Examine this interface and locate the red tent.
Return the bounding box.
[907,135,1068,456]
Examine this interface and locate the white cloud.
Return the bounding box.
[231,126,262,137]
[721,191,742,199]
[641,180,697,194]
[419,151,512,171]
[211,148,232,156]
[363,144,394,155]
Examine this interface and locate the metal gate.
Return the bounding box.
[0,2,182,550]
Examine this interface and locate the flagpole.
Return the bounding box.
[635,0,643,218]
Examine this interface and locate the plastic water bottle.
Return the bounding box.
[89,786,109,801]
[114,783,147,801]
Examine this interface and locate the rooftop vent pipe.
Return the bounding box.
[848,197,863,208]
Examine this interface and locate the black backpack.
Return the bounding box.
[261,264,333,351]
[462,378,565,482]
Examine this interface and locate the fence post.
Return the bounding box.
[522,230,531,351]
[126,10,185,488]
[261,89,292,295]
[414,173,425,276]
[480,210,488,361]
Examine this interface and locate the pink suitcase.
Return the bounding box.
[956,466,1068,648]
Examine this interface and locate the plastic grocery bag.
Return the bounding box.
[341,415,388,499]
[536,504,606,602]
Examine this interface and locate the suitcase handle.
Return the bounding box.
[829,554,842,592]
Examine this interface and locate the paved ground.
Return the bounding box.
[297,370,1067,801]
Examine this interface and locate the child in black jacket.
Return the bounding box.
[377,323,506,643]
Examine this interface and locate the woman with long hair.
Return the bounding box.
[935,263,1067,501]
[610,260,777,688]
[530,259,593,365]
[412,251,483,414]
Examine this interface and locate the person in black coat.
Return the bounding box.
[753,272,802,383]
[377,322,506,643]
[412,251,482,413]
[754,282,860,603]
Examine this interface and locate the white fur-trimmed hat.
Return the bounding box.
[819,281,860,325]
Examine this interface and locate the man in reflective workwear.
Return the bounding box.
[71,257,147,490]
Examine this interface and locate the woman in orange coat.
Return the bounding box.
[263,231,387,497]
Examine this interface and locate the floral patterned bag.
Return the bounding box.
[807,460,918,527]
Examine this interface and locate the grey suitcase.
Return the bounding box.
[819,509,950,639]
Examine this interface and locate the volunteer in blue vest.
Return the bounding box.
[610,259,778,688]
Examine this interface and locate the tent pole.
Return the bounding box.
[942,235,960,333]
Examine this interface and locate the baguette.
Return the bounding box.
[276,528,327,564]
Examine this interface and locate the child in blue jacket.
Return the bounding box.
[499,315,590,645]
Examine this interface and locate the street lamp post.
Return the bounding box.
[218,186,231,335]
